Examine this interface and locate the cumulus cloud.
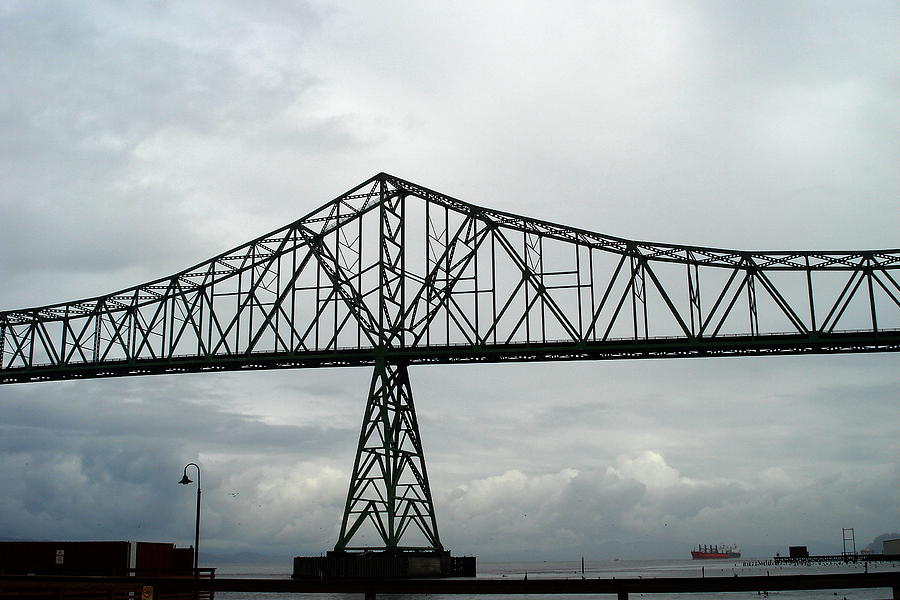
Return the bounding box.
[0,1,356,307]
[438,450,897,560]
[0,375,357,556]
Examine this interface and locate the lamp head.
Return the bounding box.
[178,474,193,485]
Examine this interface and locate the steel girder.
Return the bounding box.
[2,172,898,383]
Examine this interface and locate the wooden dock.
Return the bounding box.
[773,553,900,565]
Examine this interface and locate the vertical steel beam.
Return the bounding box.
[747,271,759,337]
[630,255,648,339]
[687,261,701,337]
[865,255,878,333]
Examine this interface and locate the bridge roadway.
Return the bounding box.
[1,571,898,598]
[3,329,898,384]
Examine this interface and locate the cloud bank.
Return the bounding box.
[0,0,897,563]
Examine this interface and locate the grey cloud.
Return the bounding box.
[693,1,898,85]
[0,377,354,555]
[437,450,897,560]
[0,379,354,456]
[0,0,355,302]
[0,0,897,561]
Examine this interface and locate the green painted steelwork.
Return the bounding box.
[2,173,897,383]
[1,173,898,552]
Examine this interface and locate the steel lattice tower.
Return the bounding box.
[335,359,441,551]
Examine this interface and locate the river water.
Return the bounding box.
[214,558,898,599]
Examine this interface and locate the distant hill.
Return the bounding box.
[863,532,900,553]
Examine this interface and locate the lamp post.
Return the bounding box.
[178,462,201,573]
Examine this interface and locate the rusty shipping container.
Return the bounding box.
[0,541,193,576]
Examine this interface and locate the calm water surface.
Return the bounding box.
[214,558,898,600]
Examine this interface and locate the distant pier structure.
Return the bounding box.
[760,536,900,567]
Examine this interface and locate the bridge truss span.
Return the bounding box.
[2,172,898,384]
[2,173,898,553]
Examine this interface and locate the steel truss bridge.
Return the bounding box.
[2,173,898,553]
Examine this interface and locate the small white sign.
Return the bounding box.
[55,549,64,565]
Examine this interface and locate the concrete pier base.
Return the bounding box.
[292,550,476,579]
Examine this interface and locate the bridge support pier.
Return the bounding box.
[335,359,442,551]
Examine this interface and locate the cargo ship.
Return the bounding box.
[691,544,741,559]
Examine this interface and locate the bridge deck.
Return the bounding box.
[3,329,898,384]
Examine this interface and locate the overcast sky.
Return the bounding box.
[0,1,898,564]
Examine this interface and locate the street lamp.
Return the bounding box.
[178,462,201,573]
